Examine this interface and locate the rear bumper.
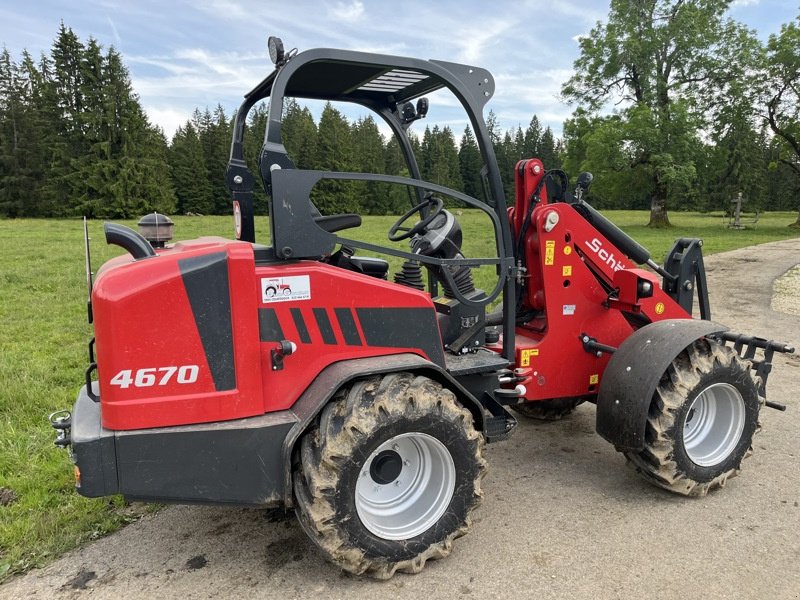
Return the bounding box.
[67,385,296,506]
[72,384,119,497]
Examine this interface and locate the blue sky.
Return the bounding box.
[2,0,797,139]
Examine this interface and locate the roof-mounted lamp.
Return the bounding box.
[268,36,285,66]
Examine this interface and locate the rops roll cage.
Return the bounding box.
[225,47,517,360]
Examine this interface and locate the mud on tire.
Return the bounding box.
[624,338,761,496]
[293,372,487,579]
[512,397,583,421]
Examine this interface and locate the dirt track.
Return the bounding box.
[3,239,799,600]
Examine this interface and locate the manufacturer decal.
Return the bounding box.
[562,304,576,316]
[544,240,555,265]
[261,275,311,303]
[520,348,539,367]
[585,238,626,272]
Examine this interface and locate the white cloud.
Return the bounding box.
[328,0,365,23]
[143,105,192,138]
[452,19,516,63]
[732,0,760,6]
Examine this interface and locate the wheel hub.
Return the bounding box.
[683,382,746,467]
[369,449,403,485]
[355,432,455,540]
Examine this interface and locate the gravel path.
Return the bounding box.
[773,265,800,316]
[2,238,799,600]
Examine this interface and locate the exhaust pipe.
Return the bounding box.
[104,222,156,259]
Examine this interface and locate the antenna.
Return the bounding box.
[84,217,94,323]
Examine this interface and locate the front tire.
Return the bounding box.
[624,339,761,496]
[293,373,486,578]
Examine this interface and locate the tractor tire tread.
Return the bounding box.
[624,338,762,497]
[294,372,486,579]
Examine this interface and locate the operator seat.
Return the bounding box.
[328,245,389,280]
[310,205,389,279]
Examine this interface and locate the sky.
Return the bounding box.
[1,0,797,140]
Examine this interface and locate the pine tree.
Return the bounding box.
[524,116,542,158]
[208,105,232,214]
[315,102,357,214]
[281,99,317,169]
[44,24,87,213]
[0,50,29,216]
[170,123,213,214]
[539,127,560,170]
[459,125,484,201]
[351,115,386,213]
[440,126,462,193]
[383,135,411,214]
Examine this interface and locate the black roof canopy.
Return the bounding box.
[245,48,494,112]
[279,61,444,105]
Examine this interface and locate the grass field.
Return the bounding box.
[1,209,799,581]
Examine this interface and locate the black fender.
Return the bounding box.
[596,319,728,452]
[280,353,486,506]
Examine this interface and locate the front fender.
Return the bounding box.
[596,319,728,452]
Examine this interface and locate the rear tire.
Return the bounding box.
[293,372,486,579]
[512,397,583,421]
[624,339,761,496]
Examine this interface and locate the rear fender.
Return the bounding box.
[596,319,728,452]
[281,353,486,506]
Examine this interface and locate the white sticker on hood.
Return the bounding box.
[261,275,311,303]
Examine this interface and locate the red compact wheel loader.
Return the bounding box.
[51,39,793,578]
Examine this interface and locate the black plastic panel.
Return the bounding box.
[116,412,296,506]
[259,308,284,342]
[356,307,445,366]
[179,252,236,391]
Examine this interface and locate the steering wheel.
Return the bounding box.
[387,195,445,242]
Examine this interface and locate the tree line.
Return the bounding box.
[1,7,799,225]
[169,99,564,217]
[561,0,800,226]
[0,25,175,218]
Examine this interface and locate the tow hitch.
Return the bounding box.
[50,410,72,448]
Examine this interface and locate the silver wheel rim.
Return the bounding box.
[683,383,746,467]
[355,432,455,540]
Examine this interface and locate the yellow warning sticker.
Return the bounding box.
[589,374,599,385]
[520,348,539,367]
[544,240,555,265]
[563,246,573,256]
[655,302,665,315]
[562,265,572,277]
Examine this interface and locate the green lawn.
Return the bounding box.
[1,209,799,580]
